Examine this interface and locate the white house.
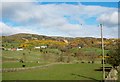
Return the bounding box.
[34,46,41,49]
[40,46,47,49]
[16,48,23,51]
[34,46,47,49]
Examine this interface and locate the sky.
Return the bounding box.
[0,1,119,38]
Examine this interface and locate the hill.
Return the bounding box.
[1,33,118,50]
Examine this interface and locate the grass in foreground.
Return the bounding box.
[3,63,104,80]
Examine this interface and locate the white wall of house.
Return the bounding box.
[34,46,47,49]
[40,46,47,49]
[17,48,23,51]
[34,47,41,49]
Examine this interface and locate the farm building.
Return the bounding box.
[34,46,47,49]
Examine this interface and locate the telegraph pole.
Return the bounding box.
[100,24,105,80]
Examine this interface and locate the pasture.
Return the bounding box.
[3,63,104,80]
[2,48,119,81]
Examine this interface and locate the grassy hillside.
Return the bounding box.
[2,33,118,50]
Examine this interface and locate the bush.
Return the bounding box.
[107,48,120,67]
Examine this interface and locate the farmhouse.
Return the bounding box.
[34,46,41,49]
[78,46,82,49]
[34,46,47,49]
[40,46,47,48]
[16,48,23,51]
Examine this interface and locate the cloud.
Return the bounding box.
[1,2,118,38]
[60,25,118,38]
[0,22,37,35]
[97,11,118,27]
[2,2,117,25]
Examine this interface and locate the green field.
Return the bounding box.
[2,50,42,61]
[70,47,109,55]
[2,62,48,68]
[2,63,120,80]
[2,63,110,80]
[2,48,119,81]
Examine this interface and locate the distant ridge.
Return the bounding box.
[2,33,118,40]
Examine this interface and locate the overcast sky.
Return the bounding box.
[0,1,119,38]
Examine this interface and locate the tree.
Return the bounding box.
[107,48,120,67]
